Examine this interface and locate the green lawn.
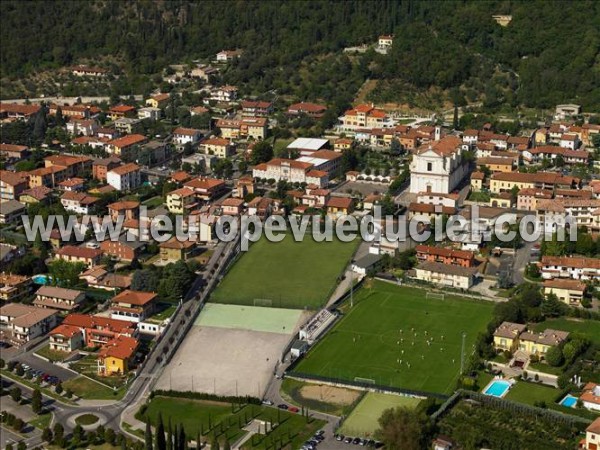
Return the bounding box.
[532,318,600,346]
[29,413,52,430]
[528,361,563,376]
[35,345,68,362]
[141,396,325,449]
[505,380,558,406]
[211,235,358,310]
[339,392,421,437]
[63,376,123,400]
[293,281,494,394]
[142,196,164,208]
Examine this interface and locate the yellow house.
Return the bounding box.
[488,193,513,208]
[543,279,587,306]
[200,138,235,158]
[159,238,196,261]
[534,128,548,145]
[145,93,170,109]
[97,335,138,376]
[166,187,197,214]
[477,156,515,173]
[518,329,569,358]
[489,173,535,194]
[470,171,485,192]
[493,322,527,352]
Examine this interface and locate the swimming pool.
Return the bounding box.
[32,274,51,285]
[483,379,512,398]
[559,394,578,408]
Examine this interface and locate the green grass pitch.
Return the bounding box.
[211,235,358,310]
[339,392,421,436]
[293,281,494,395]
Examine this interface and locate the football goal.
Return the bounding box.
[354,377,376,385]
[253,298,273,307]
[426,292,445,301]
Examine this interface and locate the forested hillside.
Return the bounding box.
[1,0,599,109]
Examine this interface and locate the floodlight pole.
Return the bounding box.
[460,332,467,375]
[350,270,354,308]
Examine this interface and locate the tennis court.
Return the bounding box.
[339,392,421,436]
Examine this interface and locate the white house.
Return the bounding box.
[66,119,98,136]
[540,256,600,281]
[581,383,600,412]
[107,163,141,191]
[209,85,238,103]
[559,133,579,150]
[0,303,58,346]
[173,127,202,147]
[409,135,469,194]
[60,191,98,214]
[137,107,162,121]
[414,261,478,289]
[216,49,242,62]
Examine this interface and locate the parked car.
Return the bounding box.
[277,404,288,410]
[261,400,274,406]
[288,406,299,413]
[335,434,344,441]
[344,437,353,444]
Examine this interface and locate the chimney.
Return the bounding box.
[435,126,441,142]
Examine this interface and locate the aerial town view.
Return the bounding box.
[1,1,599,449]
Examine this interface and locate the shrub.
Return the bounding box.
[545,346,564,367]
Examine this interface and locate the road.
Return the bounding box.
[3,95,143,105]
[2,238,239,447]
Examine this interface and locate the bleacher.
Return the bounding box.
[299,309,336,344]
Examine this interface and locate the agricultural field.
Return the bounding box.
[140,395,325,449]
[339,392,421,437]
[293,281,494,394]
[211,235,358,310]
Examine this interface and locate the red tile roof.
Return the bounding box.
[109,134,147,148]
[109,163,140,176]
[56,245,103,259]
[112,289,157,306]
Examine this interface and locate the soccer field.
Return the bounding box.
[339,392,421,437]
[293,281,494,394]
[211,235,358,310]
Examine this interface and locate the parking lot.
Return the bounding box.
[14,352,78,384]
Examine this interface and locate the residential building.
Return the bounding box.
[145,93,170,109]
[200,138,235,158]
[0,199,26,224]
[518,329,569,357]
[0,303,58,346]
[216,49,242,62]
[108,104,136,120]
[55,245,103,267]
[159,237,196,261]
[334,138,353,152]
[108,201,139,221]
[0,102,40,121]
[19,186,52,205]
[33,286,85,312]
[295,150,343,177]
[166,187,197,214]
[48,324,84,352]
[0,273,32,302]
[107,134,148,159]
[100,232,146,262]
[536,199,600,233]
[377,35,393,51]
[252,158,329,188]
[414,261,478,289]
[97,335,139,375]
[516,188,553,211]
[543,279,587,306]
[0,171,28,200]
[492,322,527,352]
[60,191,98,214]
[210,85,238,102]
[137,107,162,121]
[173,127,202,147]
[524,146,589,165]
[62,313,136,347]
[476,156,516,173]
[287,102,327,119]
[0,143,29,161]
[489,172,579,194]
[582,417,600,449]
[325,196,355,218]
[28,165,70,188]
[66,118,98,136]
[190,64,219,81]
[581,385,600,413]
[58,177,85,192]
[183,177,227,201]
[114,117,144,134]
[407,202,457,223]
[241,100,273,117]
[540,256,600,281]
[107,163,141,191]
[339,103,391,131]
[109,290,157,323]
[410,136,469,194]
[415,245,476,267]
[44,154,92,177]
[92,157,122,181]
[70,65,108,77]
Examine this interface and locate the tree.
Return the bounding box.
[376,407,429,450]
[156,414,166,450]
[249,141,273,165]
[53,423,64,444]
[42,427,53,443]
[31,388,43,414]
[145,421,154,450]
[55,382,63,394]
[545,346,564,367]
[105,427,116,445]
[178,425,186,450]
[10,387,22,403]
[390,138,402,156]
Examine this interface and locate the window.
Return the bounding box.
[427,162,433,172]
